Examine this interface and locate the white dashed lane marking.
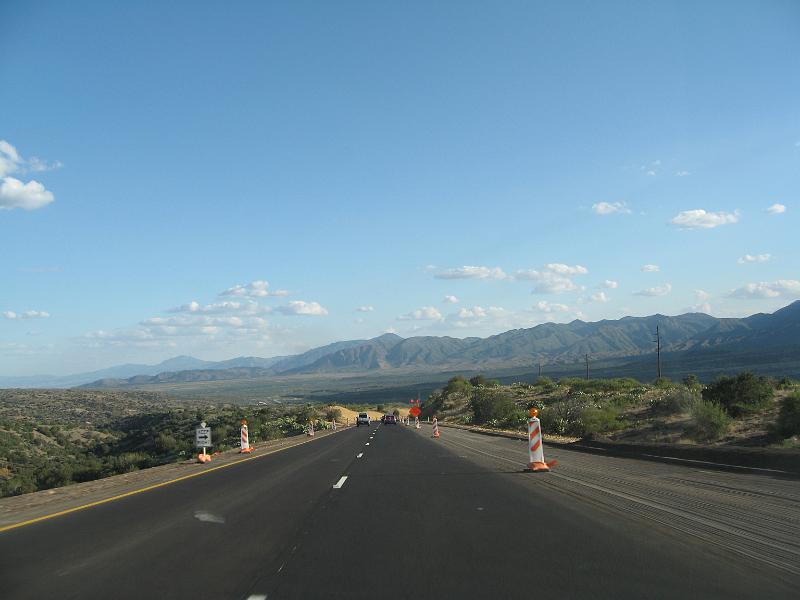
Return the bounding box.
[357,453,364,458]
[333,476,348,489]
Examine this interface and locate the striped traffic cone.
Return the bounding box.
[239,419,253,453]
[432,417,440,439]
[525,408,556,472]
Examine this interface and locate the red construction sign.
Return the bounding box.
[409,406,421,417]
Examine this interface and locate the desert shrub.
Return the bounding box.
[420,391,445,419]
[689,399,730,441]
[532,376,558,393]
[682,374,701,390]
[324,407,342,422]
[653,377,674,389]
[578,405,625,438]
[539,399,584,436]
[560,377,641,394]
[652,388,697,414]
[445,375,472,394]
[470,388,523,427]
[776,392,800,438]
[703,372,773,416]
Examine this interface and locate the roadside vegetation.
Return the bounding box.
[421,372,800,448]
[0,390,335,498]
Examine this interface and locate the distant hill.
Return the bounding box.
[0,354,291,389]
[73,301,800,390]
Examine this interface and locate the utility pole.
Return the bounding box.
[585,353,590,380]
[654,325,662,379]
[538,362,542,378]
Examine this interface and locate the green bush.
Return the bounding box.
[682,374,701,390]
[578,405,625,438]
[324,407,342,422]
[689,399,730,441]
[776,392,800,438]
[539,399,583,436]
[702,372,774,417]
[470,388,522,427]
[652,388,697,414]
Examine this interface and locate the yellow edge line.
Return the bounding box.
[0,429,344,534]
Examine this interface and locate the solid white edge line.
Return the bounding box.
[333,475,348,489]
[640,454,791,474]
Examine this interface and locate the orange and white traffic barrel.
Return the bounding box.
[525,408,555,472]
[239,419,253,453]
[432,417,440,439]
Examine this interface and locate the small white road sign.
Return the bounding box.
[195,427,212,448]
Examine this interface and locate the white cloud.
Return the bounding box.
[516,270,581,294]
[592,201,631,215]
[383,327,399,334]
[356,305,374,312]
[434,266,508,280]
[220,280,289,298]
[0,177,55,211]
[534,301,570,313]
[0,141,59,211]
[602,280,618,289]
[675,171,690,177]
[695,290,712,301]
[516,264,588,294]
[274,301,328,316]
[729,280,800,299]
[441,305,524,329]
[590,291,610,303]
[398,306,443,321]
[634,283,672,297]
[0,140,21,177]
[443,295,459,304]
[2,310,50,320]
[0,140,61,177]
[670,209,740,229]
[738,253,771,264]
[544,263,588,276]
[766,203,786,215]
[168,300,263,314]
[641,264,660,272]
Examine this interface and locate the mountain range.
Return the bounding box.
[3,301,800,389]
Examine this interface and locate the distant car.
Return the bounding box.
[356,412,371,427]
[384,414,397,424]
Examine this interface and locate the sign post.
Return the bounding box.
[196,422,212,463]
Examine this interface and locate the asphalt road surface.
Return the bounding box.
[1,422,798,599]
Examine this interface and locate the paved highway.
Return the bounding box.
[1,422,798,599]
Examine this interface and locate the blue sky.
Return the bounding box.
[1,0,799,375]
